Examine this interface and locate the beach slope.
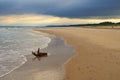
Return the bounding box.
[36,27,120,80]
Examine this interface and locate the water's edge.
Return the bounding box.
[0,56,27,78]
[0,29,52,78]
[36,30,76,80]
[0,29,76,80]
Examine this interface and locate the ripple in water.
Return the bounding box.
[0,28,51,77]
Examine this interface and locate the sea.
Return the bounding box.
[0,27,51,77]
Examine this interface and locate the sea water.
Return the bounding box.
[0,28,51,77]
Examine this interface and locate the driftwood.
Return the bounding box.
[32,51,47,57]
[32,48,48,57]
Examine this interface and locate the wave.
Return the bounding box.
[0,28,51,77]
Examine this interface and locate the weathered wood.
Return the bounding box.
[32,48,48,57]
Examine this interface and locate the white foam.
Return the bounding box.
[0,55,27,78]
[0,28,51,78]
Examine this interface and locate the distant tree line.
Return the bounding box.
[69,22,120,27]
[46,22,120,27]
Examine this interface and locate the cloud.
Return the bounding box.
[0,14,120,26]
[0,0,120,18]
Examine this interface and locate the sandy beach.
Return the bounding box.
[36,27,120,80]
[1,27,120,80]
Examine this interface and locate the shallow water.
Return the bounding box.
[0,28,75,80]
[0,28,51,77]
[29,36,75,80]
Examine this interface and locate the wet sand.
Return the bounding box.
[36,27,120,80]
[0,35,75,80]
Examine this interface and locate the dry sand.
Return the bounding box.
[37,27,120,80]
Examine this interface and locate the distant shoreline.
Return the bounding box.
[0,21,120,28]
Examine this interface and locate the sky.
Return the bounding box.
[0,0,120,26]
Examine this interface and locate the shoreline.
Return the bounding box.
[0,55,27,78]
[0,28,52,79]
[0,29,51,79]
[36,27,120,80]
[0,32,74,80]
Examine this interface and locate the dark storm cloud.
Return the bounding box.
[0,0,120,18]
